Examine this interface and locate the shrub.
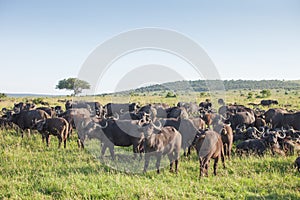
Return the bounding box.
[165,92,176,98]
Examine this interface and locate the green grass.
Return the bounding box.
[0,129,299,200]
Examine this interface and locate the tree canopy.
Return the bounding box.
[56,78,90,96]
[0,93,7,99]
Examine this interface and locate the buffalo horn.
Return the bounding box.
[97,121,108,129]
[152,120,162,130]
[262,132,267,138]
[278,131,286,139]
[113,113,119,120]
[253,127,264,135]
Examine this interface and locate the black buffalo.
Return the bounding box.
[8,110,51,137]
[165,106,189,119]
[260,100,278,107]
[81,119,146,159]
[225,111,255,129]
[104,103,139,117]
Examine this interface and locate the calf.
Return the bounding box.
[142,125,182,174]
[35,117,69,148]
[190,130,225,177]
[214,123,233,160]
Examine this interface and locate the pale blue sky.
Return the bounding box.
[0,0,299,95]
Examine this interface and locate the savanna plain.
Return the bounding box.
[0,89,300,199]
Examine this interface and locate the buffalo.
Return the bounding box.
[66,101,103,117]
[142,125,182,174]
[233,126,264,142]
[104,103,139,117]
[37,107,56,118]
[199,100,212,111]
[189,130,225,177]
[213,121,233,160]
[8,110,51,137]
[225,111,255,129]
[260,99,278,107]
[263,108,287,128]
[236,130,285,156]
[137,104,157,121]
[35,117,69,148]
[81,118,147,159]
[165,106,189,119]
[281,112,300,130]
[160,118,201,156]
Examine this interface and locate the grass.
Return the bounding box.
[0,129,299,199]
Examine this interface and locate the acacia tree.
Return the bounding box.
[56,78,90,96]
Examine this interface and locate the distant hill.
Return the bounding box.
[125,79,300,94]
[4,80,300,97]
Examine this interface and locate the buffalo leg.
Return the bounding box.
[228,143,232,160]
[213,157,219,176]
[156,154,162,174]
[174,150,180,173]
[203,158,210,177]
[168,153,174,172]
[133,143,139,159]
[108,145,115,160]
[205,162,209,177]
[224,144,228,159]
[175,159,179,174]
[199,158,203,178]
[46,135,50,147]
[41,133,45,143]
[101,144,107,157]
[27,129,31,137]
[187,145,192,157]
[57,135,62,148]
[143,154,150,173]
[183,147,187,157]
[77,139,81,148]
[221,153,226,169]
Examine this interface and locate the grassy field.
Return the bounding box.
[0,129,299,199]
[1,88,300,111]
[0,89,300,199]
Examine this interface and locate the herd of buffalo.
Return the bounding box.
[1,99,300,176]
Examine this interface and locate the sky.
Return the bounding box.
[0,0,299,95]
